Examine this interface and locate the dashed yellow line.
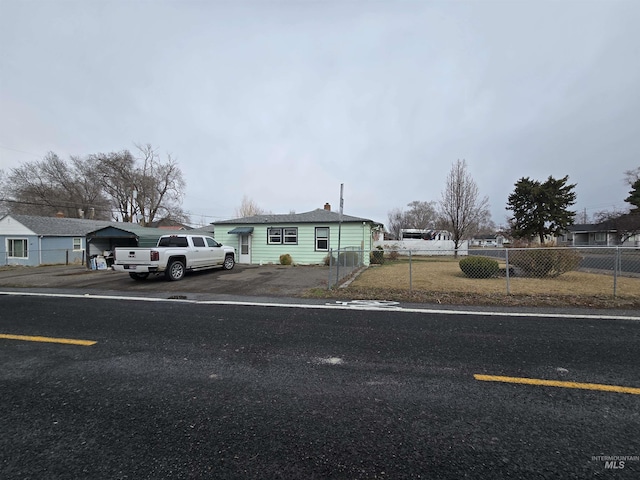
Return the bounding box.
[474,374,640,395]
[0,334,96,346]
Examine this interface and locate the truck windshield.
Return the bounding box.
[158,237,188,247]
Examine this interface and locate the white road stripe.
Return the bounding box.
[1,291,639,321]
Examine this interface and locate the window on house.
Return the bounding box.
[283,228,298,244]
[315,227,329,251]
[268,228,282,244]
[594,232,606,242]
[73,238,82,251]
[8,239,28,258]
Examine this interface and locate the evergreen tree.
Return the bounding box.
[625,178,640,212]
[507,175,576,244]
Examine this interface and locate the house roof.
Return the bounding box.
[2,214,114,236]
[1,214,171,244]
[567,223,617,233]
[215,209,381,226]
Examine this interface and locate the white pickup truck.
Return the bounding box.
[113,234,236,281]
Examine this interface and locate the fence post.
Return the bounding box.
[505,249,510,295]
[409,250,412,292]
[328,248,333,289]
[613,247,619,298]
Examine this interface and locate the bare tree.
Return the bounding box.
[3,152,111,219]
[386,208,404,240]
[89,150,138,222]
[386,201,438,239]
[3,145,187,224]
[438,159,490,254]
[235,195,267,217]
[405,200,438,229]
[131,144,187,226]
[624,167,640,185]
[90,145,187,225]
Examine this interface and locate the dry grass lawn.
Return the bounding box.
[354,258,640,297]
[303,257,640,309]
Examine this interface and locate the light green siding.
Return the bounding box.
[216,222,376,265]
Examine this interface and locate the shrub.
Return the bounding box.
[323,254,336,266]
[370,246,385,265]
[459,256,500,278]
[279,253,293,265]
[384,243,400,261]
[508,247,581,277]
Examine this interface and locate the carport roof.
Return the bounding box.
[87,225,171,247]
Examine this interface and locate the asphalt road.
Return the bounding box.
[1,293,639,479]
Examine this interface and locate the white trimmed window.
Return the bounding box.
[8,239,28,258]
[73,238,82,251]
[268,228,282,244]
[283,228,298,244]
[315,227,329,251]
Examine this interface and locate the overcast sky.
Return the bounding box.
[1,0,639,228]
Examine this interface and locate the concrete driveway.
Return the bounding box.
[0,264,330,298]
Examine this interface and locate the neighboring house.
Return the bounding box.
[561,221,640,247]
[147,218,191,231]
[0,214,112,266]
[0,214,172,267]
[470,234,506,248]
[213,203,383,265]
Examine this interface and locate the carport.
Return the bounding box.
[86,225,169,268]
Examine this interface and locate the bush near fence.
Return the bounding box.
[459,257,500,278]
[508,247,581,277]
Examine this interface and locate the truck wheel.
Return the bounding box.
[223,254,235,270]
[129,273,149,281]
[165,260,185,281]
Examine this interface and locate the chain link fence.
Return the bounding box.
[328,246,640,298]
[1,248,87,267]
[327,247,366,288]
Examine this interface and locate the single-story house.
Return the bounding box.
[0,214,112,266]
[470,234,507,248]
[213,203,383,265]
[561,220,640,247]
[0,213,172,267]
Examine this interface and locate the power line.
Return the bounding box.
[0,145,46,158]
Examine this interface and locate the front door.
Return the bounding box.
[239,234,251,264]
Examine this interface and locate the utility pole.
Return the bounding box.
[336,183,344,286]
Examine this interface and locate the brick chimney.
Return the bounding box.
[324,203,331,211]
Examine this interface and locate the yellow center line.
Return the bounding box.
[474,374,640,395]
[0,334,96,346]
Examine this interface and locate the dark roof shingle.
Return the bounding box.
[215,209,378,225]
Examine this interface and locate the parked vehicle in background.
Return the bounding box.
[113,234,235,281]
